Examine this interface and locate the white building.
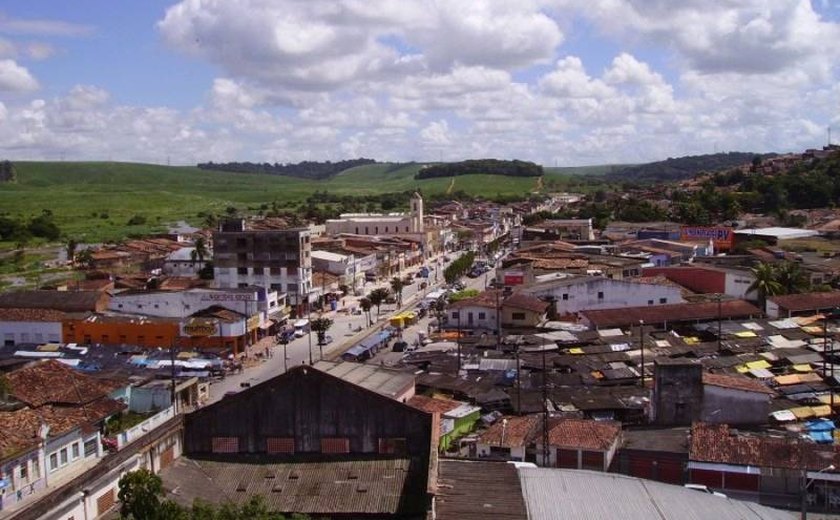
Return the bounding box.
[520,276,685,315]
[108,287,285,326]
[325,192,424,236]
[162,247,208,277]
[0,308,63,346]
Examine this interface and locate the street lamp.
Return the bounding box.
[802,464,835,519]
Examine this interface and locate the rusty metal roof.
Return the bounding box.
[435,459,528,520]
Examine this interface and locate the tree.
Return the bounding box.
[359,297,372,326]
[76,247,95,269]
[367,288,390,317]
[118,469,166,520]
[65,238,78,265]
[748,262,783,310]
[389,277,406,307]
[431,296,448,333]
[310,316,334,345]
[776,261,810,295]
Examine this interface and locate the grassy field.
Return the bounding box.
[0,160,609,245]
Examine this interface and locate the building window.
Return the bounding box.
[385,226,389,233]
[237,267,248,275]
[96,488,116,516]
[562,294,569,301]
[597,292,604,300]
[355,227,359,234]
[512,312,526,320]
[659,298,667,304]
[321,438,350,454]
[254,267,264,275]
[49,453,58,471]
[84,438,98,457]
[19,461,28,482]
[648,300,654,305]
[451,311,460,320]
[375,227,379,234]
[32,457,40,479]
[211,437,240,454]
[266,437,295,454]
[71,442,80,459]
[60,448,68,465]
[478,312,486,320]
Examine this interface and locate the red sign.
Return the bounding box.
[503,272,524,286]
[680,226,734,250]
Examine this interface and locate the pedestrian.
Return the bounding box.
[348,322,352,331]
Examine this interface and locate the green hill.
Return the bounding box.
[0,161,578,244]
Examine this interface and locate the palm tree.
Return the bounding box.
[431,296,448,333]
[310,316,334,346]
[390,277,406,307]
[776,261,809,294]
[359,297,372,327]
[368,288,390,317]
[748,262,783,310]
[190,236,209,264]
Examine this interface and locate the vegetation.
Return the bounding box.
[359,297,373,327]
[415,159,542,180]
[118,469,307,520]
[105,411,154,436]
[367,288,390,317]
[747,261,817,309]
[310,316,334,346]
[197,158,376,180]
[0,160,15,182]
[389,277,406,307]
[606,152,770,183]
[448,289,479,302]
[444,252,476,284]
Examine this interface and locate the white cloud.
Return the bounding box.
[0,12,93,37]
[0,58,38,91]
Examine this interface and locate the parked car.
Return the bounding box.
[392,340,408,352]
[317,334,334,346]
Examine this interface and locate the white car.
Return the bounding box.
[683,484,727,498]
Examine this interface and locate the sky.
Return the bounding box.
[0,0,839,167]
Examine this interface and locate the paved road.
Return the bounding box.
[206,254,456,403]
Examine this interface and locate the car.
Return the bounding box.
[683,484,727,498]
[317,334,334,346]
[392,340,408,352]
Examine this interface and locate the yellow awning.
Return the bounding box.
[735,365,750,373]
[590,371,604,379]
[790,406,816,419]
[817,394,840,406]
[812,405,832,417]
[684,337,699,345]
[734,331,758,338]
[792,364,814,373]
[569,348,584,355]
[746,360,771,370]
[775,374,800,385]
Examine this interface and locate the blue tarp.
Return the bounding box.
[809,431,834,444]
[805,419,836,432]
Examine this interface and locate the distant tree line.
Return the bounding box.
[415,159,543,180]
[606,152,773,183]
[196,158,376,180]
[0,160,16,182]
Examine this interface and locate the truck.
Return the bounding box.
[293,319,310,337]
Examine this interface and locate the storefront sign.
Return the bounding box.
[680,226,734,250]
[503,271,525,286]
[183,321,218,337]
[200,293,256,302]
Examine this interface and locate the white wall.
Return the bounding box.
[523,278,685,315]
[449,305,497,330]
[109,288,282,322]
[325,216,413,236]
[724,272,757,300]
[0,321,62,345]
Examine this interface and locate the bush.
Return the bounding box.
[127,214,147,226]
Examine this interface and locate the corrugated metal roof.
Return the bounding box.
[436,460,528,520]
[314,360,413,399]
[518,468,794,520]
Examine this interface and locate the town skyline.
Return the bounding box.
[1,1,838,166]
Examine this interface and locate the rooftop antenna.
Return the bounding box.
[829,126,832,147]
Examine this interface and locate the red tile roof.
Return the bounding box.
[769,291,840,313]
[581,300,761,329]
[702,373,776,395]
[690,423,840,471]
[478,415,540,448]
[7,359,122,408]
[503,293,548,314]
[407,395,463,415]
[0,307,66,322]
[545,419,622,451]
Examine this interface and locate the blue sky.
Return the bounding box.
[1,1,839,166]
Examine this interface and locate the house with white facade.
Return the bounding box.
[162,247,208,277]
[519,276,685,316]
[325,192,424,237]
[0,308,64,346]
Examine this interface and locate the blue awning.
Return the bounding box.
[809,431,834,444]
[806,419,836,432]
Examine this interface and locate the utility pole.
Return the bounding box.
[496,289,502,351]
[456,311,462,375]
[717,293,723,352]
[541,341,549,467]
[170,338,177,413]
[307,300,314,365]
[639,320,645,388]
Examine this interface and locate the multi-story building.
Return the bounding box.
[213,220,313,314]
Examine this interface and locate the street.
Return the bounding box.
[206,253,465,403]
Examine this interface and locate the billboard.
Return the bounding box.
[503,271,525,286]
[182,320,218,337]
[680,226,734,250]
